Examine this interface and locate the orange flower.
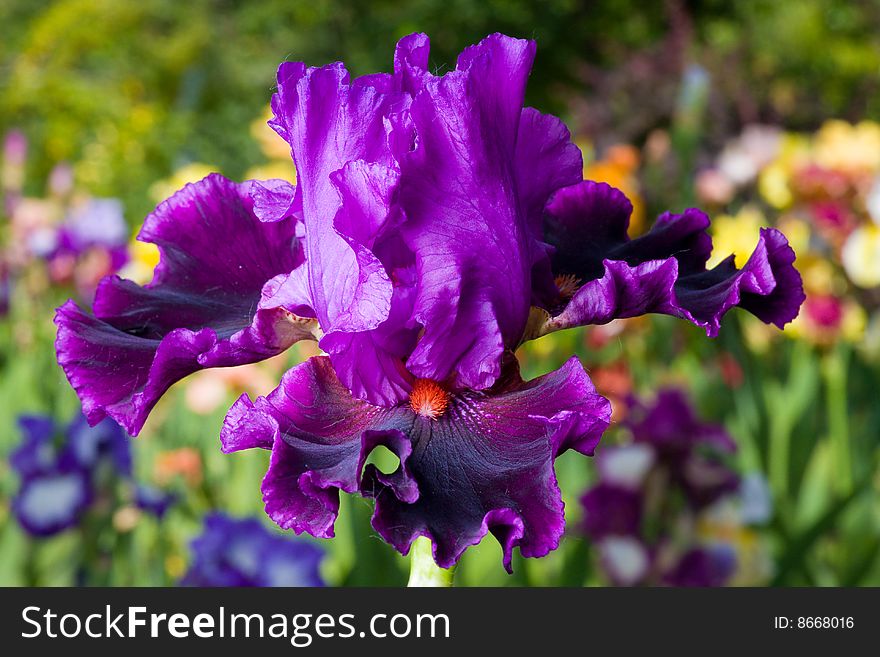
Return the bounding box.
[154,448,202,487]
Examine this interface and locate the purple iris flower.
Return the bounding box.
[581,390,741,586]
[52,198,130,271]
[663,546,737,587]
[180,513,324,587]
[9,415,107,537]
[11,413,130,479]
[53,32,804,571]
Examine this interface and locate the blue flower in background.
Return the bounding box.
[9,412,174,536]
[134,485,178,519]
[181,513,325,587]
[13,466,93,537]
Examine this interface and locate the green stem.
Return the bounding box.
[824,344,851,495]
[407,536,456,587]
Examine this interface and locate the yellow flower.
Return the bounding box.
[707,205,764,269]
[842,225,880,288]
[758,133,811,209]
[119,236,160,285]
[798,255,839,296]
[814,120,880,173]
[244,160,297,184]
[758,163,793,209]
[250,106,291,161]
[149,162,218,204]
[841,301,868,343]
[775,215,811,255]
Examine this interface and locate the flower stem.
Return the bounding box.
[407,536,455,587]
[824,344,851,496]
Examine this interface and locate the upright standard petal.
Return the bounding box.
[222,355,611,571]
[55,174,314,436]
[536,181,805,337]
[399,35,539,390]
[269,62,402,337]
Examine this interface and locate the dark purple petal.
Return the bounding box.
[13,467,92,537]
[54,174,313,435]
[540,181,805,337]
[224,355,611,571]
[399,35,539,389]
[220,358,370,538]
[515,108,584,306]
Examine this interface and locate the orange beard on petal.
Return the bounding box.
[554,273,582,300]
[408,379,450,420]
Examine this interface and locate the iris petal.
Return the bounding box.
[222,355,610,571]
[539,181,805,337]
[55,174,312,435]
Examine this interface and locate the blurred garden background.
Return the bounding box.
[1,0,879,586]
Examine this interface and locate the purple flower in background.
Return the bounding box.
[0,261,10,317]
[528,181,805,339]
[9,416,59,477]
[663,546,737,587]
[11,416,89,536]
[11,413,131,479]
[181,513,324,587]
[625,389,740,509]
[51,198,130,271]
[581,390,741,586]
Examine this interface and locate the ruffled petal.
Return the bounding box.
[515,108,584,306]
[54,174,313,435]
[250,179,302,224]
[538,181,805,337]
[223,355,611,571]
[399,34,539,389]
[269,61,403,337]
[220,358,371,538]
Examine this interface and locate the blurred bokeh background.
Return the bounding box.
[1,0,879,586]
